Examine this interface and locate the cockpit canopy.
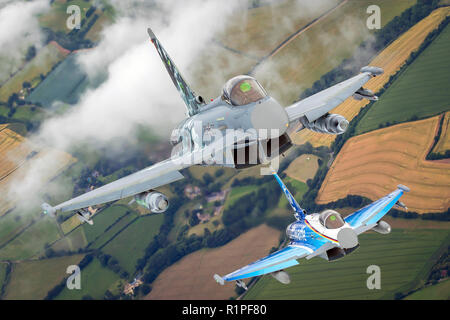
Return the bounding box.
[222,75,267,106]
[319,210,345,229]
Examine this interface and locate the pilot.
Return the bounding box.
[222,75,267,106]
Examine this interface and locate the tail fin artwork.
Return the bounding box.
[272,170,305,220]
[147,27,204,117]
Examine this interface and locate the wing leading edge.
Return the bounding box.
[345,184,410,235]
[285,66,383,123]
[215,244,313,284]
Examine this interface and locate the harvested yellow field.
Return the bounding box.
[0,129,76,216]
[433,111,450,154]
[285,154,319,182]
[0,125,32,180]
[317,116,450,213]
[145,224,281,300]
[292,6,450,147]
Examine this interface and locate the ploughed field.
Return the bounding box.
[316,116,450,214]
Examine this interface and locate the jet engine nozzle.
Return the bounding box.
[134,191,169,213]
[372,220,391,234]
[271,270,291,284]
[337,228,358,249]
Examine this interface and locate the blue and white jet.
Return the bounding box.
[214,172,409,288]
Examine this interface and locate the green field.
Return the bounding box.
[39,0,98,33]
[356,24,450,135]
[3,254,84,300]
[0,217,61,260]
[88,209,138,250]
[102,214,164,275]
[276,177,308,213]
[0,210,39,250]
[226,185,256,208]
[83,205,131,244]
[0,262,8,293]
[55,257,121,300]
[0,43,68,101]
[405,278,450,300]
[27,53,90,107]
[244,229,449,300]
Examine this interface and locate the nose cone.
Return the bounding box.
[250,97,289,139]
[337,228,358,249]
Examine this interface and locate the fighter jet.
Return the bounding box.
[42,27,384,218]
[214,172,409,287]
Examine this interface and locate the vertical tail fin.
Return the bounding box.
[147,28,203,117]
[272,170,305,220]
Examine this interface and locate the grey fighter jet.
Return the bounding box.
[41,27,383,218]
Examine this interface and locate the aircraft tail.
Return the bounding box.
[147,27,204,117]
[272,170,305,220]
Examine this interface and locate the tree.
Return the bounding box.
[203,173,213,186]
[25,45,36,61]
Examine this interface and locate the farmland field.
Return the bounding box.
[146,224,281,300]
[0,124,32,182]
[219,0,340,59]
[88,209,139,249]
[316,116,450,213]
[252,0,416,106]
[0,147,76,216]
[433,111,450,156]
[27,53,90,107]
[405,278,450,300]
[0,218,61,260]
[0,42,69,101]
[55,257,122,300]
[0,262,7,292]
[39,0,98,33]
[101,214,164,275]
[284,154,319,182]
[82,205,131,243]
[356,23,450,135]
[50,227,87,253]
[244,229,449,300]
[3,254,84,300]
[275,176,308,214]
[293,6,450,147]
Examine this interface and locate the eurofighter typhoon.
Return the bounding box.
[42,27,384,220]
[214,171,409,288]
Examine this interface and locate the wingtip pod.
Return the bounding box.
[213,274,225,285]
[397,184,410,192]
[41,203,56,217]
[360,66,384,76]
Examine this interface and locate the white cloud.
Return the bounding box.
[0,0,50,81]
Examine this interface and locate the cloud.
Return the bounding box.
[6,0,244,210]
[0,0,50,82]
